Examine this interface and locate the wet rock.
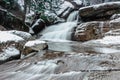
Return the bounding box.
[74,21,110,41]
[23,40,48,55]
[79,2,120,21]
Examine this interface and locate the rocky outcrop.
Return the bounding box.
[23,40,48,55]
[79,2,120,21]
[74,2,120,41]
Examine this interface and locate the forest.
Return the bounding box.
[0,0,120,80]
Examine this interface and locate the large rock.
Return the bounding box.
[23,40,48,55]
[5,30,32,40]
[74,17,120,41]
[74,21,110,41]
[0,46,20,64]
[0,31,25,64]
[79,2,120,21]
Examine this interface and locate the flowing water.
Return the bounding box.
[1,9,120,80]
[40,11,78,41]
[39,11,79,52]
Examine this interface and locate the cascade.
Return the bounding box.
[40,11,78,41]
[67,11,79,22]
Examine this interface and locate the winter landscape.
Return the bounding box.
[0,0,120,80]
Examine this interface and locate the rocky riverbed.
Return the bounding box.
[1,1,120,80]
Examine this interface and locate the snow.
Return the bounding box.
[95,47,120,54]
[95,36,120,45]
[110,17,120,22]
[61,1,74,9]
[0,46,20,61]
[24,40,46,47]
[0,31,24,43]
[17,0,24,10]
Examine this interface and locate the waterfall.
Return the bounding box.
[67,11,79,22]
[40,11,78,41]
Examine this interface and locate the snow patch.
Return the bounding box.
[95,36,120,45]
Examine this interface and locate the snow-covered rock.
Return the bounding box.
[5,30,32,40]
[0,30,30,64]
[23,40,48,55]
[0,31,24,43]
[0,46,20,64]
[79,2,120,21]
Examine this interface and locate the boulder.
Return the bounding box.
[23,40,48,55]
[0,31,25,64]
[79,2,120,21]
[73,21,110,41]
[74,17,120,41]
[0,46,20,64]
[5,30,32,40]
